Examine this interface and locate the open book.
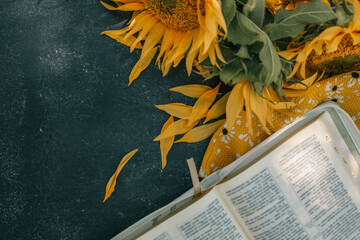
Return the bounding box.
[114,102,360,240]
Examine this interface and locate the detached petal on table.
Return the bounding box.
[160,116,175,169]
[187,83,220,126]
[153,119,199,141]
[169,84,213,98]
[155,103,192,119]
[176,119,226,143]
[103,149,138,202]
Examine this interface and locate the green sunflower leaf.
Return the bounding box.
[235,13,282,87]
[221,0,237,27]
[246,0,266,28]
[266,0,337,41]
[219,58,245,85]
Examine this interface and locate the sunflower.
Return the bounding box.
[101,0,227,85]
[278,0,360,78]
[265,0,330,15]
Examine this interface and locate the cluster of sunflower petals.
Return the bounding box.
[153,84,224,168]
[152,75,320,168]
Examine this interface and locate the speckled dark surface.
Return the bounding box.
[0,1,218,239]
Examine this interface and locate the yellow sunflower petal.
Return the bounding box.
[124,12,152,40]
[350,32,360,45]
[226,80,245,131]
[169,84,213,98]
[242,83,254,135]
[268,101,296,110]
[130,17,158,52]
[101,30,142,49]
[215,43,226,63]
[141,22,166,57]
[155,103,192,119]
[283,72,319,90]
[315,26,343,41]
[188,83,220,126]
[156,28,177,67]
[204,92,230,123]
[153,119,199,141]
[129,46,159,85]
[248,90,271,135]
[100,1,144,11]
[103,148,138,202]
[287,61,301,79]
[278,50,300,60]
[175,119,226,143]
[326,33,345,53]
[186,48,199,76]
[351,0,360,29]
[160,116,175,169]
[167,30,194,65]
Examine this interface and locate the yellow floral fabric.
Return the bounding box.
[200,71,360,177]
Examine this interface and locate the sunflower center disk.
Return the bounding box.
[307,35,360,75]
[141,0,202,31]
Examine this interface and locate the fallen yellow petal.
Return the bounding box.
[187,83,220,126]
[103,148,138,202]
[176,119,226,143]
[155,103,192,119]
[153,119,199,141]
[160,116,175,169]
[204,92,230,123]
[226,80,245,131]
[169,84,213,98]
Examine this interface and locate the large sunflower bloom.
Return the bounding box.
[279,0,360,78]
[101,0,227,85]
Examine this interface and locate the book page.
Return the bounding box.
[137,190,249,240]
[216,112,360,240]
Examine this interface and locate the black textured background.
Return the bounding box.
[0,1,219,239]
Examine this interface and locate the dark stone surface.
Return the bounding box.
[0,1,219,239]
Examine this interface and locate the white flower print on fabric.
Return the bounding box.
[219,123,235,144]
[347,72,360,88]
[238,133,254,147]
[333,95,344,103]
[199,167,206,178]
[283,116,300,128]
[325,78,344,98]
[308,97,318,106]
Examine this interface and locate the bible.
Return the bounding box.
[113,102,360,240]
